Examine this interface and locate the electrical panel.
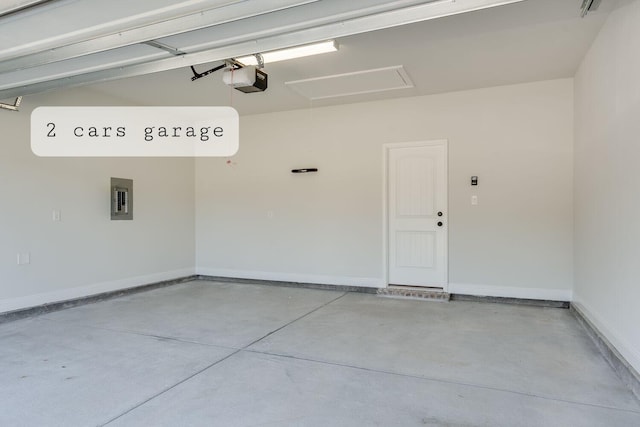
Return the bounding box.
[111,177,133,220]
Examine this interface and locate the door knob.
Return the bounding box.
[437,221,443,227]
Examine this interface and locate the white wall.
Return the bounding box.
[573,0,640,373]
[0,88,195,312]
[196,79,574,300]
[0,77,575,312]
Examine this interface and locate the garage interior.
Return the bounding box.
[1,0,639,425]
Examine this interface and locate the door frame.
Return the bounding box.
[382,139,449,290]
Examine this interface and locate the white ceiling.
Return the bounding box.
[0,0,531,97]
[0,0,612,115]
[87,0,612,115]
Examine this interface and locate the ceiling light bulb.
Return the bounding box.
[236,40,338,66]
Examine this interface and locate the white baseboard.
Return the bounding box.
[572,299,640,375]
[0,268,195,314]
[448,282,572,301]
[196,267,383,288]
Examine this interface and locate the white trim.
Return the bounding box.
[382,139,449,291]
[449,282,572,301]
[572,299,640,375]
[0,268,195,314]
[382,144,389,287]
[383,139,449,150]
[196,267,383,288]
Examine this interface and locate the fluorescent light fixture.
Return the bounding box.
[236,40,338,65]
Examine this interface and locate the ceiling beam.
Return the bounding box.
[0,0,52,18]
[0,0,526,99]
[0,0,318,72]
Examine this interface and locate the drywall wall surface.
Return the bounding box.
[573,0,640,373]
[196,79,574,299]
[0,88,195,312]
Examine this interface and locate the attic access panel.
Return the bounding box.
[285,65,414,100]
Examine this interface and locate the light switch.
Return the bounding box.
[17,252,30,265]
[52,210,61,221]
[471,195,478,205]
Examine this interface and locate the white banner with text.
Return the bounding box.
[31,106,239,157]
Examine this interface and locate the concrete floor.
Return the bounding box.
[1,280,639,426]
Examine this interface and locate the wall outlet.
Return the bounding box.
[17,252,30,265]
[471,195,478,205]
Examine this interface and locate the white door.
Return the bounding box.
[387,141,448,289]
